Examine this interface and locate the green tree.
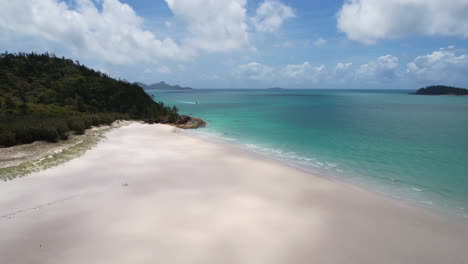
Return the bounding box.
[0,52,180,147]
[4,94,16,110]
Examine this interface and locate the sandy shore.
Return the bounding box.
[0,121,130,171]
[1,123,467,264]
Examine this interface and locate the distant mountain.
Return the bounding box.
[137,81,192,90]
[412,85,468,96]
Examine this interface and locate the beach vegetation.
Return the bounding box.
[0,52,179,147]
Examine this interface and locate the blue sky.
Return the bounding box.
[1,0,468,89]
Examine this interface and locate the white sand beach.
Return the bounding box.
[1,123,467,264]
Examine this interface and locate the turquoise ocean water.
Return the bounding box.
[148,89,468,216]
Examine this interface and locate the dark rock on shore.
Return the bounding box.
[144,115,207,129]
[174,115,207,129]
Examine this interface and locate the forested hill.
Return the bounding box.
[0,52,179,147]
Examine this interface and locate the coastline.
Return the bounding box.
[0,121,132,181]
[1,123,467,263]
[0,116,204,182]
[183,128,468,218]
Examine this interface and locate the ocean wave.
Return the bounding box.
[192,130,338,172]
[243,143,343,173]
[176,100,197,104]
[188,127,468,218]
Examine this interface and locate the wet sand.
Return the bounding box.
[1,123,467,264]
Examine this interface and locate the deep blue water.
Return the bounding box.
[148,89,468,216]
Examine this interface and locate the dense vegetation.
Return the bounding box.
[0,52,179,147]
[414,85,468,95]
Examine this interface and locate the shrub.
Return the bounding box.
[0,131,16,147]
[13,127,35,144]
[89,115,100,126]
[40,126,59,142]
[55,121,69,140]
[68,118,86,135]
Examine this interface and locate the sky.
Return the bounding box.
[0,0,468,89]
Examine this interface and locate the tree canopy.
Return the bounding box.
[0,52,179,147]
[414,85,468,95]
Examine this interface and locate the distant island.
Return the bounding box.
[266,87,285,90]
[412,85,468,96]
[0,52,204,147]
[137,81,192,90]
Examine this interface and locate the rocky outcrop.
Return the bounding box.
[174,115,207,129]
[144,115,206,129]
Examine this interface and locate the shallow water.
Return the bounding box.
[149,89,468,217]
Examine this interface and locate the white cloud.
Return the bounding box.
[233,61,326,84]
[0,0,192,64]
[252,0,295,33]
[313,38,326,47]
[156,65,172,74]
[233,62,274,81]
[144,65,172,74]
[230,49,468,87]
[202,74,224,80]
[177,64,186,71]
[337,0,468,44]
[331,62,354,84]
[356,55,399,82]
[232,48,468,87]
[407,46,468,82]
[165,0,249,52]
[283,62,326,82]
[335,62,353,72]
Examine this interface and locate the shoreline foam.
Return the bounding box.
[183,127,468,218]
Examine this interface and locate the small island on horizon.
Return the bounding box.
[411,85,468,96]
[266,87,285,90]
[137,81,192,91]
